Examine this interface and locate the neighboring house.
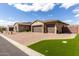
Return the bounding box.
[14,22,31,32]
[0,26,6,33]
[31,20,68,34]
[6,25,14,31]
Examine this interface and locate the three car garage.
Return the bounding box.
[31,20,68,33]
[32,24,55,33]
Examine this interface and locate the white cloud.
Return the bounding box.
[75,14,79,17]
[8,2,78,12]
[0,18,24,26]
[0,20,14,26]
[60,3,77,9]
[0,0,68,3]
[64,20,73,23]
[8,3,55,12]
[73,8,79,13]
[73,8,79,17]
[1,0,79,3]
[63,19,79,25]
[63,20,74,25]
[60,3,79,18]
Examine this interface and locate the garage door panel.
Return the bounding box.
[33,26,42,32]
[46,24,55,33]
[47,27,55,33]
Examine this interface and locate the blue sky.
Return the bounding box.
[0,3,79,26]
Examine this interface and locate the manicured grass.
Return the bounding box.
[28,34,79,56]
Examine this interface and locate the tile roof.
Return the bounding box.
[14,22,32,25]
[32,20,69,25]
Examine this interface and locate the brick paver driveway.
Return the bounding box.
[0,36,28,56]
[3,32,76,46]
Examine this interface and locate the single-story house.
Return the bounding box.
[0,26,6,33]
[31,20,69,34]
[12,20,79,34]
[14,22,31,32]
[6,25,14,31]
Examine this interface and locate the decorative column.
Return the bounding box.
[17,24,19,32]
[54,24,57,34]
[42,24,44,33]
[31,26,33,32]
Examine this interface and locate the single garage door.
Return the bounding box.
[33,25,42,32]
[47,25,55,33]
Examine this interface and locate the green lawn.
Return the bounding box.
[28,34,79,56]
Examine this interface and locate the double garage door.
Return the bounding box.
[32,25,55,33]
[32,25,42,32]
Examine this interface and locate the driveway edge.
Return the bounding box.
[0,34,44,56]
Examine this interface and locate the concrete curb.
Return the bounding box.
[0,34,44,56]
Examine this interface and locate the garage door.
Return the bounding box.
[47,25,55,33]
[47,27,55,33]
[33,25,42,32]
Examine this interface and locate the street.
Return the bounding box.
[0,36,28,56]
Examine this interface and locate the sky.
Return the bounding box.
[0,3,79,26]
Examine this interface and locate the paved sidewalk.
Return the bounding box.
[0,36,28,56]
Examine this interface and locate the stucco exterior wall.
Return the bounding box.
[32,21,44,26]
[63,25,79,33]
[31,21,44,32]
[14,24,31,32]
[56,23,66,33]
[18,25,31,31]
[14,24,19,32]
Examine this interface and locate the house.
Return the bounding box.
[0,26,6,33]
[14,22,31,32]
[31,20,68,34]
[13,20,79,34]
[6,25,14,31]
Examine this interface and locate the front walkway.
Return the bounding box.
[3,32,77,46]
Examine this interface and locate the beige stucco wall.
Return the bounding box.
[67,25,79,33]
[32,21,44,26]
[6,26,9,31]
[31,21,44,32]
[14,24,19,32]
